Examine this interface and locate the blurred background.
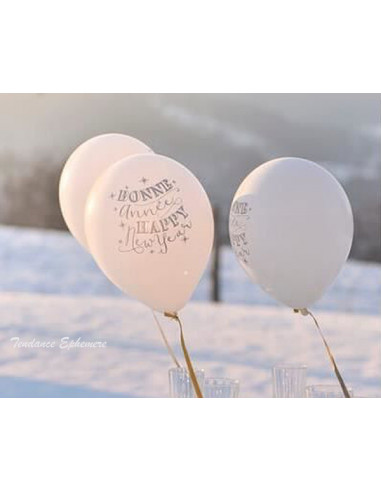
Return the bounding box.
[0,93,380,261]
[0,94,379,397]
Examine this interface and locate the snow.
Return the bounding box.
[0,225,380,397]
[1,225,380,315]
[0,292,379,398]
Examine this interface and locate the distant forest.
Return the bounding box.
[0,94,380,262]
[0,152,379,263]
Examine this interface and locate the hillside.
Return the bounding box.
[0,94,380,260]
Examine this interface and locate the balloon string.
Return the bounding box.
[152,311,181,368]
[296,308,351,398]
[164,312,203,398]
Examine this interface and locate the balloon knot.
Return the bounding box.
[164,311,178,320]
[293,308,309,316]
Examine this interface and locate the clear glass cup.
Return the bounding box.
[168,367,205,398]
[272,364,307,398]
[203,377,240,398]
[306,384,354,398]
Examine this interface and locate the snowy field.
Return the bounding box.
[1,225,380,314]
[0,225,380,397]
[1,293,380,397]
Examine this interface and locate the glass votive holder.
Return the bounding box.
[203,377,240,398]
[272,364,307,398]
[168,367,205,398]
[306,384,354,398]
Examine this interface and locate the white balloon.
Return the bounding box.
[59,133,152,250]
[229,157,354,309]
[85,153,214,313]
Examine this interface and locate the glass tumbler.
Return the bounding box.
[168,367,205,398]
[306,384,354,398]
[203,377,240,398]
[272,364,307,398]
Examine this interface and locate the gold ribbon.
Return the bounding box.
[164,312,203,398]
[152,311,181,368]
[294,308,351,398]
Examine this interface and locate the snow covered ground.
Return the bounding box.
[0,292,379,397]
[1,225,380,314]
[0,225,380,397]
